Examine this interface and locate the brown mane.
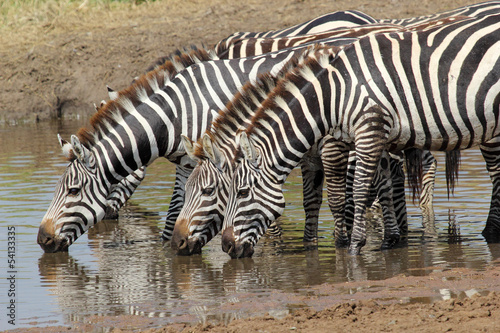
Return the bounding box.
[76,46,216,148]
[245,46,333,137]
[192,44,335,160]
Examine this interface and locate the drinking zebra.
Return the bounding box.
[171,16,476,256]
[217,13,500,257]
[97,11,386,229]
[37,37,358,252]
[101,10,477,237]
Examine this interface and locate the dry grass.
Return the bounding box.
[0,0,159,49]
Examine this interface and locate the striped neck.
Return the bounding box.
[243,53,335,177]
[75,47,216,186]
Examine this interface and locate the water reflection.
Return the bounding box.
[1,118,500,330]
[35,205,500,326]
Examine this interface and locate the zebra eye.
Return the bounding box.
[201,187,215,196]
[68,188,80,196]
[237,188,249,198]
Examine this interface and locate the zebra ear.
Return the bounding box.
[107,85,118,100]
[58,134,75,161]
[181,135,199,162]
[239,132,259,166]
[202,133,223,169]
[70,135,92,167]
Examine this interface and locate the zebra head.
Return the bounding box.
[221,132,286,258]
[37,134,107,253]
[171,134,231,255]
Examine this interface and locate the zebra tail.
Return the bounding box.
[445,150,461,199]
[404,148,423,204]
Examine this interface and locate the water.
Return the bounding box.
[1,118,500,331]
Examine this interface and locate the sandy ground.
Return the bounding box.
[3,0,500,332]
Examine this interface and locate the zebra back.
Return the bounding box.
[379,1,500,26]
[214,10,377,52]
[216,23,403,59]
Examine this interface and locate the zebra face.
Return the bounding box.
[171,134,231,255]
[171,160,229,255]
[38,135,107,253]
[221,133,286,259]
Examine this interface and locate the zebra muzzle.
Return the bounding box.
[171,224,203,255]
[37,226,69,253]
[222,227,254,259]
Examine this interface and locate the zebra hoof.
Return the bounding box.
[347,246,362,255]
[347,239,366,255]
[482,227,500,243]
[380,235,400,250]
[335,237,350,248]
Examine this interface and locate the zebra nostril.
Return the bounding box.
[37,231,58,253]
[178,238,188,250]
[227,243,234,255]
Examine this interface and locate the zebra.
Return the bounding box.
[171,17,474,255]
[104,17,463,237]
[97,11,386,222]
[214,10,377,51]
[36,36,363,253]
[215,23,403,59]
[217,13,500,257]
[378,1,500,26]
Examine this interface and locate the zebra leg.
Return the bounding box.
[299,144,324,243]
[105,166,146,219]
[344,151,356,235]
[161,165,191,241]
[480,141,500,242]
[373,151,400,250]
[320,136,350,248]
[389,152,408,235]
[420,151,437,236]
[349,105,392,255]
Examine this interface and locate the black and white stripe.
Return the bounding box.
[214,10,377,51]
[174,17,476,256]
[36,37,356,252]
[378,1,500,26]
[219,13,500,257]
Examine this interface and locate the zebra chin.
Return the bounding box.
[221,227,254,259]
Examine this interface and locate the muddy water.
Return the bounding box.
[1,118,500,331]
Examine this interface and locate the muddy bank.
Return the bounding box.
[0,0,479,124]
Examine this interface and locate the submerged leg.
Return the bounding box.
[161,165,191,241]
[388,152,408,235]
[105,166,147,219]
[321,137,351,248]
[420,150,437,236]
[349,105,392,255]
[299,144,324,243]
[372,151,400,250]
[480,140,500,242]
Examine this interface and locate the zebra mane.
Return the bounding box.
[193,44,335,160]
[77,46,216,148]
[245,46,334,138]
